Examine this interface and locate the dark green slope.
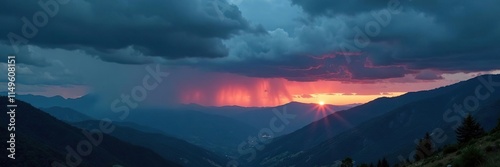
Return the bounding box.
[0,127,94,167]
[0,97,181,167]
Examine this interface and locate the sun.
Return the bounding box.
[319,101,325,106]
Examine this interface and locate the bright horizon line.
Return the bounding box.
[181,100,367,108]
[8,73,500,108]
[11,91,405,107]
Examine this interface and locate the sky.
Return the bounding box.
[1,0,500,107]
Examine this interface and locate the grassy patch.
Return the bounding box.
[453,146,485,167]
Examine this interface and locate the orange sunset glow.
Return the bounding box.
[177,71,456,107]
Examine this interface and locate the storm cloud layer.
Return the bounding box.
[0,0,260,64]
[1,0,499,83]
[161,0,500,82]
[285,0,500,76]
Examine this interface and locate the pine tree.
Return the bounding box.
[341,157,353,167]
[423,133,433,154]
[455,114,485,144]
[375,158,390,167]
[369,163,374,167]
[414,132,434,161]
[414,139,424,161]
[381,158,389,167]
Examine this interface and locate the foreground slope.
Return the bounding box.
[408,129,500,167]
[0,97,180,167]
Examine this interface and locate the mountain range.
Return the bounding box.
[251,74,500,166]
[18,93,356,156]
[3,74,500,167]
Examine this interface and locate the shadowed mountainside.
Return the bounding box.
[0,97,181,167]
[252,74,500,166]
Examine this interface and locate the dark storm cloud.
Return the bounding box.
[290,0,500,72]
[290,0,391,16]
[176,0,500,82]
[0,0,259,63]
[168,20,415,82]
[178,50,410,82]
[2,0,499,83]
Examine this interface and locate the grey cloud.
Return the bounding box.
[0,44,52,67]
[0,0,260,63]
[182,0,500,81]
[173,16,413,82]
[290,0,500,72]
[2,0,499,83]
[0,62,82,85]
